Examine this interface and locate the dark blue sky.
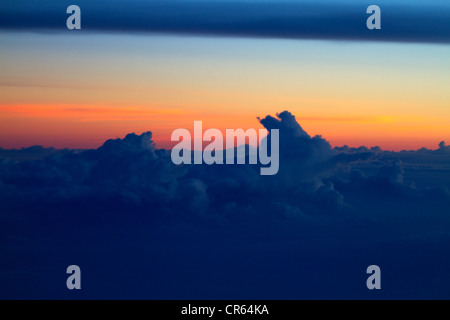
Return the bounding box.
[0,0,449,43]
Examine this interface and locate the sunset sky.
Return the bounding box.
[1,1,449,151]
[2,0,450,300]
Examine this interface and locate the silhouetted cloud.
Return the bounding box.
[1,110,450,299]
[1,0,449,43]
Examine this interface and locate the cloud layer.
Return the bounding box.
[1,111,450,299]
[1,0,449,43]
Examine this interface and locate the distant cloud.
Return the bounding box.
[1,109,448,222]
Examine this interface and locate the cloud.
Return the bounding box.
[1,0,449,43]
[1,110,450,299]
[438,141,450,153]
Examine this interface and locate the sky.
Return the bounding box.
[1,111,450,299]
[1,0,450,300]
[0,0,449,151]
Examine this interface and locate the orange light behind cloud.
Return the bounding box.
[0,103,448,151]
[1,34,449,151]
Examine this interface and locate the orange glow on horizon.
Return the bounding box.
[0,103,448,152]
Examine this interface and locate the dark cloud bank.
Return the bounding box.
[1,111,450,299]
[1,0,449,43]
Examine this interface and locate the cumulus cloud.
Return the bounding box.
[1,110,450,299]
